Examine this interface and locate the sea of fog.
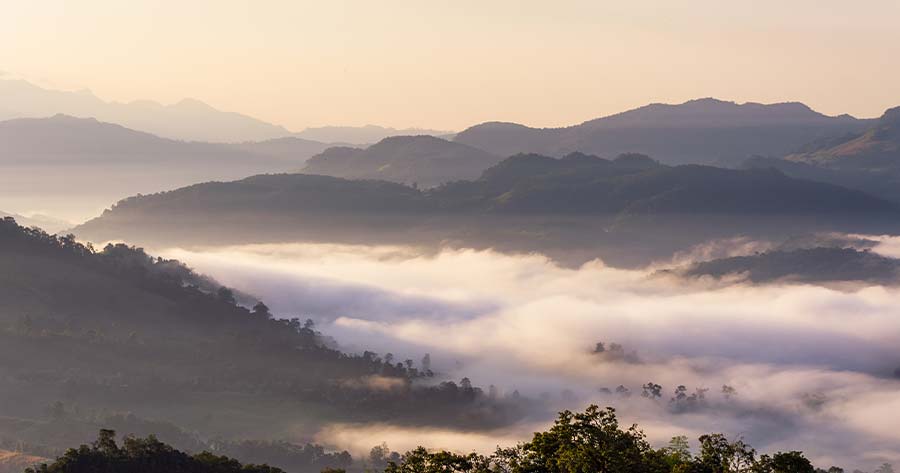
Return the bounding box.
[160,240,900,470]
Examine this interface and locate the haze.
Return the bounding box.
[3,0,898,131]
[6,2,900,472]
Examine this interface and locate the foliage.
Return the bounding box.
[25,430,284,473]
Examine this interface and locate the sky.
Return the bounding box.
[2,0,899,131]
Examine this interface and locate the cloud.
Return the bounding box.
[163,241,900,470]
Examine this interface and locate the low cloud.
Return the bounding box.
[164,241,900,470]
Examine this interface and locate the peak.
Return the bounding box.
[613,153,660,169]
[468,121,530,130]
[880,106,900,125]
[682,97,735,106]
[47,113,97,123]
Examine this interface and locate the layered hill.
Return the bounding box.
[785,106,900,169]
[0,115,320,221]
[744,106,900,202]
[454,98,871,165]
[301,135,502,186]
[73,154,900,266]
[0,79,291,143]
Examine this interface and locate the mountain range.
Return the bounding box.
[0,115,331,221]
[73,153,900,267]
[0,79,291,143]
[454,98,872,165]
[0,79,453,144]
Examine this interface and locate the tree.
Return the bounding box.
[27,430,285,473]
[696,434,756,473]
[217,287,236,305]
[252,301,272,319]
[664,436,692,464]
[769,451,815,473]
[384,447,490,473]
[515,405,656,473]
[642,382,663,400]
[722,385,737,399]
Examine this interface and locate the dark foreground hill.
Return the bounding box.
[0,218,529,472]
[302,135,502,187]
[454,98,871,165]
[73,154,900,267]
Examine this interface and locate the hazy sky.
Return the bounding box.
[2,0,899,130]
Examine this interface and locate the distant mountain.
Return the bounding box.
[73,153,900,267]
[0,79,291,142]
[302,135,502,186]
[0,115,301,220]
[227,136,344,163]
[785,106,900,168]
[295,125,454,145]
[665,247,900,285]
[744,106,900,202]
[0,210,71,233]
[454,98,872,165]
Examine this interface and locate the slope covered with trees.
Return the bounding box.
[0,217,529,472]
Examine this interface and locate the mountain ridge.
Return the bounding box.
[454,98,873,165]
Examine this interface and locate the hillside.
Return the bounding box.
[0,115,303,221]
[0,218,527,470]
[744,106,900,203]
[73,155,900,267]
[302,135,503,186]
[0,79,290,142]
[786,106,900,168]
[454,98,871,165]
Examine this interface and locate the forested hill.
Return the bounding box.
[73,153,900,252]
[0,217,529,472]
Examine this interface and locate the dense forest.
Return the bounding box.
[0,217,531,472]
[26,405,879,473]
